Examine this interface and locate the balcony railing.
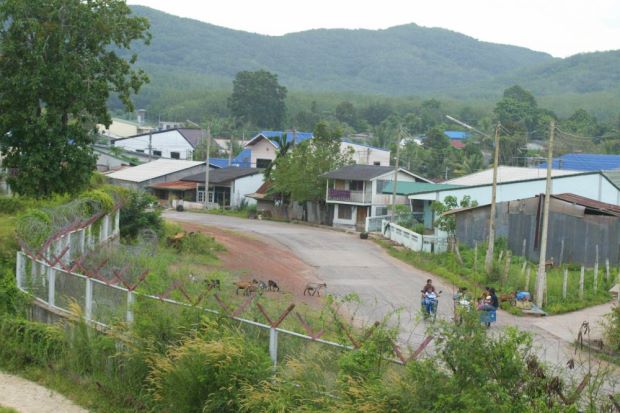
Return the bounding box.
[327,188,372,204]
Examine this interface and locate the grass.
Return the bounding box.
[189,207,255,219]
[0,407,18,413]
[377,239,614,315]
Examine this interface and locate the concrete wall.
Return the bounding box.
[341,142,390,166]
[230,173,264,208]
[412,173,620,206]
[114,130,194,160]
[249,139,276,167]
[454,198,620,266]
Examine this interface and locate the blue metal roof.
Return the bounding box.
[539,153,620,171]
[259,130,313,147]
[208,158,230,168]
[444,131,470,140]
[232,149,251,168]
[341,140,389,152]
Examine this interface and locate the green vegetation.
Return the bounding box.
[0,0,150,197]
[229,70,288,129]
[378,239,612,314]
[0,407,18,413]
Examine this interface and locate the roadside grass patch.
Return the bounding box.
[377,239,612,315]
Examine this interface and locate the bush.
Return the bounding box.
[604,305,620,352]
[0,196,25,214]
[0,316,65,367]
[120,191,163,240]
[79,189,115,215]
[15,209,52,250]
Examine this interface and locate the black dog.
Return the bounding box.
[268,280,280,292]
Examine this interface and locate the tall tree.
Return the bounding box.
[228,70,287,129]
[0,0,150,197]
[271,122,351,204]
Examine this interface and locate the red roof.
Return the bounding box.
[450,140,465,149]
[149,181,197,191]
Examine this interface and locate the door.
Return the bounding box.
[356,206,368,230]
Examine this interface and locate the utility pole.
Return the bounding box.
[148,131,153,161]
[228,135,234,166]
[204,126,211,207]
[535,120,555,307]
[390,126,403,220]
[484,123,501,273]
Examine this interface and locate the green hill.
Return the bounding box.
[129,5,553,95]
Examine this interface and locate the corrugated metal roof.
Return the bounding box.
[182,167,261,184]
[106,159,205,183]
[540,153,620,171]
[552,193,620,217]
[445,166,580,186]
[381,181,465,195]
[444,131,470,140]
[245,131,313,148]
[323,165,396,180]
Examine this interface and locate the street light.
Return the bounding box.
[186,119,211,208]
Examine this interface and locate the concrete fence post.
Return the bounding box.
[562,268,568,299]
[47,267,56,307]
[269,328,278,366]
[85,278,93,321]
[594,245,599,291]
[15,252,25,290]
[521,238,526,258]
[102,215,109,241]
[605,259,610,283]
[79,228,86,255]
[114,210,120,236]
[126,291,135,323]
[559,239,564,266]
[579,266,585,299]
[525,266,531,291]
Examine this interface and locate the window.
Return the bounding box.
[375,206,388,216]
[136,149,144,153]
[256,158,271,168]
[338,205,352,220]
[170,151,180,159]
[376,180,389,194]
[153,150,162,157]
[373,161,381,166]
[349,180,364,191]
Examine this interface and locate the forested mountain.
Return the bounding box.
[128,5,554,95]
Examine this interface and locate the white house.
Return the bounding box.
[180,167,264,208]
[112,128,203,160]
[244,132,391,168]
[324,164,430,229]
[403,167,620,229]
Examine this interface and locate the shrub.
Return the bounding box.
[15,209,52,250]
[79,189,115,215]
[0,196,25,214]
[0,316,65,367]
[604,305,620,352]
[120,191,163,240]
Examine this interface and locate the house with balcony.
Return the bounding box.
[324,164,430,229]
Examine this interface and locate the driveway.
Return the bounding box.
[165,211,619,385]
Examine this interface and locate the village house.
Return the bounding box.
[324,164,430,229]
[244,131,391,168]
[178,167,263,208]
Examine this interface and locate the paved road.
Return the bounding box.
[165,211,619,388]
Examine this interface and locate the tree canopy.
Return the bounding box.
[228,70,287,129]
[0,0,150,197]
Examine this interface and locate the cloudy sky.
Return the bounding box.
[127,0,620,58]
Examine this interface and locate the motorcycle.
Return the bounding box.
[421,290,442,321]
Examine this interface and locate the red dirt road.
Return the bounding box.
[177,222,323,306]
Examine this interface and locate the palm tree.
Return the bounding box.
[264,132,292,179]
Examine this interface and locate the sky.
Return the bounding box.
[127,0,620,58]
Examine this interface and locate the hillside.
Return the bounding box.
[129,5,554,95]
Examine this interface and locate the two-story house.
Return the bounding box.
[324,164,430,229]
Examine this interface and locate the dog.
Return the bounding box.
[267,279,280,292]
[235,280,258,295]
[303,282,327,297]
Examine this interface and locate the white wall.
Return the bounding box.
[114,130,194,160]
[370,171,419,205]
[341,142,390,166]
[249,139,276,167]
[231,173,264,208]
[333,204,358,226]
[411,173,620,206]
